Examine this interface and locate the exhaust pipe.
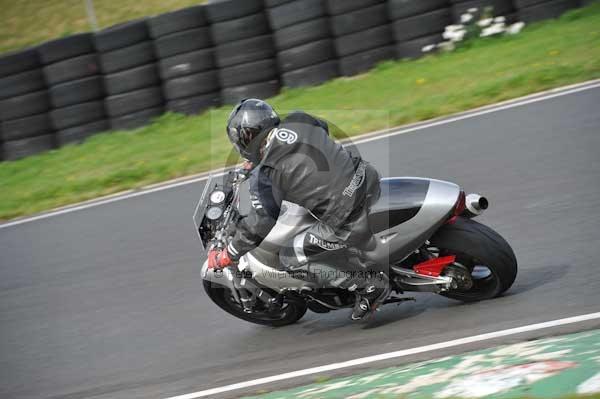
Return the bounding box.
[462,193,489,217]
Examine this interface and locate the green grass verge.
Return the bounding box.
[1,4,600,221]
[0,0,206,53]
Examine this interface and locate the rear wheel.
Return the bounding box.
[203,280,308,327]
[429,217,517,302]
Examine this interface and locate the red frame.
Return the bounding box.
[413,255,456,277]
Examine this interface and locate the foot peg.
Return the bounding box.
[383,296,415,305]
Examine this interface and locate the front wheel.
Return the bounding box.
[428,217,517,302]
[203,280,308,327]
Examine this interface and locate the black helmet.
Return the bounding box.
[226,99,280,163]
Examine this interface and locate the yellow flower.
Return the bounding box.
[548,50,559,56]
[416,78,427,85]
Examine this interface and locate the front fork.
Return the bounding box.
[208,261,279,313]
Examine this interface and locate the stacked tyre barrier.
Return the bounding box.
[328,0,394,77]
[207,0,279,104]
[390,0,452,59]
[0,49,55,160]
[151,6,220,115]
[0,0,591,161]
[450,0,516,22]
[95,21,164,130]
[40,34,107,146]
[267,0,339,88]
[516,0,581,22]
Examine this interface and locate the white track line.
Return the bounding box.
[2,79,599,230]
[165,312,600,399]
[351,80,600,146]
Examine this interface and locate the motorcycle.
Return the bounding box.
[194,168,517,326]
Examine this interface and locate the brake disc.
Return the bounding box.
[443,263,474,291]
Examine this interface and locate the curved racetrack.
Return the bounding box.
[1,84,600,399]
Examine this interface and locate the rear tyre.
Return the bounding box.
[203,280,307,327]
[429,217,517,302]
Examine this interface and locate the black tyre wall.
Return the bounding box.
[278,39,335,73]
[267,0,325,30]
[148,6,208,38]
[49,76,104,108]
[99,41,156,74]
[153,27,213,59]
[1,113,53,141]
[330,4,389,37]
[163,71,221,100]
[514,0,549,6]
[98,20,164,131]
[94,20,150,52]
[0,48,54,161]
[50,101,106,130]
[338,46,395,76]
[268,0,338,88]
[38,33,94,64]
[42,36,105,149]
[0,90,50,121]
[388,0,450,20]
[104,64,161,96]
[265,0,296,7]
[1,134,55,161]
[326,0,385,15]
[219,59,278,88]
[0,69,46,100]
[390,0,450,61]
[211,13,270,44]
[109,107,164,130]
[517,0,581,22]
[154,8,218,116]
[330,1,393,76]
[396,32,444,59]
[159,48,216,80]
[392,8,452,43]
[167,92,221,115]
[43,54,100,86]
[334,25,393,58]
[215,35,275,68]
[451,0,515,22]
[56,120,110,146]
[0,49,39,77]
[205,0,264,23]
[209,0,276,107]
[273,19,330,51]
[105,88,163,118]
[281,61,338,88]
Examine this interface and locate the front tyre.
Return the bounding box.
[203,280,308,327]
[429,217,517,302]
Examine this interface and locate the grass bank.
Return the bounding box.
[1,4,600,221]
[0,0,206,53]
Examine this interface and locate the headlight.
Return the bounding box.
[206,206,223,220]
[210,190,226,204]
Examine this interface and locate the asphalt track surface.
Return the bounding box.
[1,85,600,399]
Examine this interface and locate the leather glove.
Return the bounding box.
[207,247,235,269]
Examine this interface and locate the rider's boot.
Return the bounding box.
[350,272,390,321]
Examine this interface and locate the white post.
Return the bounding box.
[84,0,99,31]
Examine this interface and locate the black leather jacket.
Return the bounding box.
[227,112,372,259]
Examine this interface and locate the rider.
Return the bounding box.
[207,98,389,320]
